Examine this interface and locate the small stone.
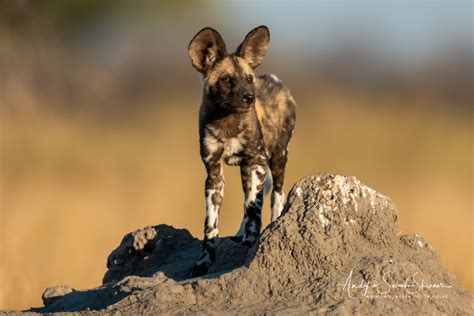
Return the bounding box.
[42,285,75,305]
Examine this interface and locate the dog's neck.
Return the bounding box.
[201,101,256,140]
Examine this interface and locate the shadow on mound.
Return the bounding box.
[31,286,128,313]
[103,224,251,284]
[32,226,252,313]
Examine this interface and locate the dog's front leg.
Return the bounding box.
[191,161,224,277]
[240,158,267,247]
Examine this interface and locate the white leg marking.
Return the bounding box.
[205,189,219,239]
[245,166,263,208]
[244,165,265,208]
[245,170,259,208]
[271,191,286,222]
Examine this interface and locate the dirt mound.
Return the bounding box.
[6,174,472,314]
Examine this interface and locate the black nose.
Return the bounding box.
[243,93,255,104]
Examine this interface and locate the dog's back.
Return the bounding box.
[255,74,296,158]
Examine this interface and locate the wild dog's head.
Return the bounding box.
[188,26,270,113]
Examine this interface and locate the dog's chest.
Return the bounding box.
[222,136,245,165]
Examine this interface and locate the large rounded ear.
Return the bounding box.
[188,27,227,73]
[236,25,270,69]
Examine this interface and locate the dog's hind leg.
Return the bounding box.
[269,147,288,222]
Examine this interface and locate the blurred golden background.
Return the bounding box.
[0,0,472,310]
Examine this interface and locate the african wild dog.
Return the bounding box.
[188,25,296,276]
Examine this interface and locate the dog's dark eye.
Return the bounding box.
[246,75,253,83]
[221,76,231,84]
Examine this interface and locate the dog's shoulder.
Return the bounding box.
[255,74,295,119]
[256,74,284,95]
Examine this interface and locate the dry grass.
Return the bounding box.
[1,93,472,310]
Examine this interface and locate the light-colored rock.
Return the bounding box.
[42,285,75,306]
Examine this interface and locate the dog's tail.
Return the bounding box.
[264,168,273,196]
